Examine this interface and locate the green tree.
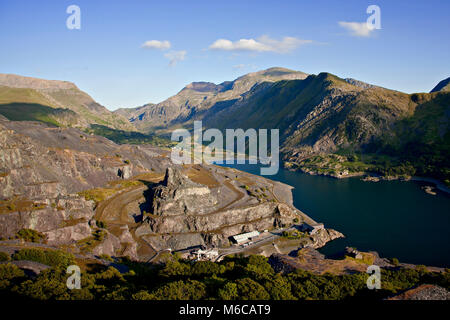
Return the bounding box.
[150,280,207,300]
[218,282,238,300]
[235,278,270,300]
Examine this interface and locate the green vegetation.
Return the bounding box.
[0,198,47,214]
[15,229,47,243]
[96,220,107,229]
[0,252,10,262]
[345,253,375,265]
[390,258,400,266]
[78,188,117,204]
[281,230,308,240]
[84,124,174,147]
[0,263,25,292]
[78,180,143,205]
[12,248,74,267]
[77,230,107,253]
[1,252,448,300]
[292,149,448,185]
[99,254,114,262]
[0,103,77,127]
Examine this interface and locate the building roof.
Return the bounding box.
[232,231,260,242]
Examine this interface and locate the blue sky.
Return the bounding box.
[0,0,449,110]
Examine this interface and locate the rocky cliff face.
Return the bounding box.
[136,167,300,250]
[0,195,94,242]
[0,117,169,199]
[0,117,171,256]
[150,168,218,216]
[0,116,342,261]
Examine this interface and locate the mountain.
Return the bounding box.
[202,72,415,152]
[430,77,450,93]
[201,72,449,182]
[115,67,309,132]
[114,104,154,119]
[124,69,449,183]
[0,73,135,131]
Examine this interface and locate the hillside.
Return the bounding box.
[431,77,450,93]
[0,73,135,131]
[115,67,309,132]
[126,69,449,184]
[202,72,416,152]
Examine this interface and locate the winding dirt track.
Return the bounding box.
[93,174,165,260]
[91,166,288,261]
[95,186,147,224]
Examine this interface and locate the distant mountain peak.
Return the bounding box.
[0,73,78,90]
[182,82,219,93]
[237,67,308,81]
[430,77,450,93]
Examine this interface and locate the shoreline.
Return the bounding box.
[409,176,450,194]
[286,165,450,195]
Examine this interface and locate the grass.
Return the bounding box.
[12,248,75,267]
[77,188,118,204]
[15,229,47,243]
[0,103,76,127]
[345,252,375,265]
[84,124,175,147]
[0,197,47,214]
[78,179,144,204]
[281,230,308,240]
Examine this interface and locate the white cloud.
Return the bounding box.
[164,50,186,66]
[338,21,375,37]
[141,40,171,50]
[209,35,312,53]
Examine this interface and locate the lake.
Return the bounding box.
[221,163,450,268]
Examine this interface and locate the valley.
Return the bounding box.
[0,68,449,301]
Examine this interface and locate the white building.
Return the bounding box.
[192,248,219,260]
[231,231,260,244]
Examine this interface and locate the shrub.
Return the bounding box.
[150,280,207,300]
[12,248,74,267]
[96,220,107,229]
[16,229,47,243]
[234,278,270,300]
[390,258,400,266]
[99,254,114,262]
[0,251,10,262]
[0,263,25,290]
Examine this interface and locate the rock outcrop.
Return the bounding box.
[387,284,450,300]
[150,168,217,216]
[0,117,171,254]
[137,167,300,250]
[0,195,94,242]
[0,118,170,199]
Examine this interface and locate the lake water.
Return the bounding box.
[221,164,450,268]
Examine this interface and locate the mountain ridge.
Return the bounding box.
[114,67,309,131]
[0,73,135,131]
[431,77,450,93]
